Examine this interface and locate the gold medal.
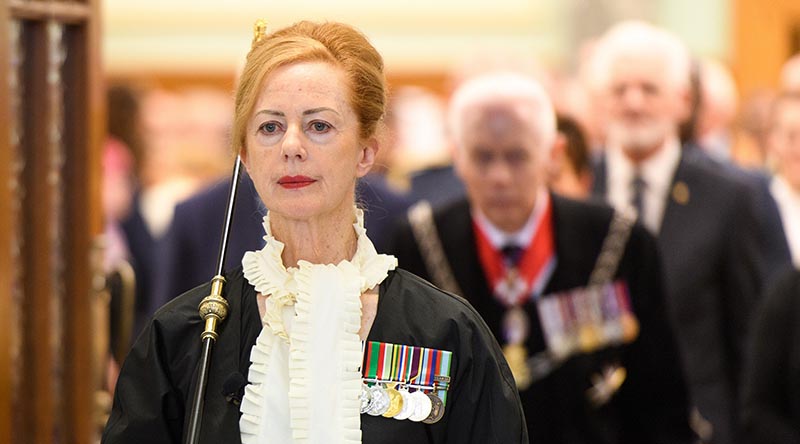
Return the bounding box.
[393,388,415,420]
[422,393,445,424]
[620,312,639,343]
[578,325,602,352]
[503,343,532,390]
[382,386,404,418]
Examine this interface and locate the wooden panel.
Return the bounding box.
[61,3,103,440]
[9,0,91,23]
[0,5,15,443]
[19,19,57,444]
[3,1,102,441]
[733,0,800,97]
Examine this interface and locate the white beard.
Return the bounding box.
[606,119,673,154]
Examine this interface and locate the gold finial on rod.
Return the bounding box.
[198,275,229,341]
[253,19,268,47]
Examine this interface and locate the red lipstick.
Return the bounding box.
[278,175,316,189]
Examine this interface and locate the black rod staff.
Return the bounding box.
[184,156,243,444]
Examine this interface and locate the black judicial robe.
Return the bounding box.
[389,195,696,444]
[102,267,528,444]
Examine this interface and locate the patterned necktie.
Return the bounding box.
[630,174,646,220]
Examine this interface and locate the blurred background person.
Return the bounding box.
[390,71,695,444]
[102,85,141,395]
[120,86,237,338]
[152,172,266,315]
[781,53,800,92]
[588,20,790,444]
[389,86,466,209]
[767,91,800,266]
[549,115,593,199]
[694,58,740,162]
[735,90,778,170]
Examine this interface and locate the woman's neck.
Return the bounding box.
[269,205,358,268]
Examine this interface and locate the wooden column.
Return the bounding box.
[0,3,14,442]
[2,1,103,443]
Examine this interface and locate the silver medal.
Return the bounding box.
[393,388,415,420]
[408,390,432,422]
[366,385,390,416]
[359,383,373,414]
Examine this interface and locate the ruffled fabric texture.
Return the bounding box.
[239,209,397,444]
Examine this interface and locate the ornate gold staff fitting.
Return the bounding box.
[198,275,229,341]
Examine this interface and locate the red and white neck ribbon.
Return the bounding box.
[473,197,557,307]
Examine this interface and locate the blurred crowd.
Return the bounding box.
[101,20,800,444]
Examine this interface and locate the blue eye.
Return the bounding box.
[259,122,279,133]
[311,121,331,132]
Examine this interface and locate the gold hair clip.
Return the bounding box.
[252,19,267,47]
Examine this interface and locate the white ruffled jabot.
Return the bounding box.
[239,209,397,444]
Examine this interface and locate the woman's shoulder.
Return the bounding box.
[378,268,496,345]
[148,267,247,338]
[384,268,480,316]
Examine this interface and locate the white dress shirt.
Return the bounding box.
[472,190,550,250]
[606,138,682,235]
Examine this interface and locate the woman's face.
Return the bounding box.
[242,61,376,222]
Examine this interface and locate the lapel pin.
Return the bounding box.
[672,181,690,205]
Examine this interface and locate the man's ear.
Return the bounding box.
[675,86,693,122]
[450,141,467,180]
[548,134,567,182]
[356,138,378,178]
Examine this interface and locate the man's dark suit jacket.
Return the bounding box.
[593,145,792,444]
[389,194,695,444]
[120,191,159,339]
[152,173,266,318]
[408,164,466,210]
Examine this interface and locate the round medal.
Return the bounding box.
[366,385,390,416]
[502,306,530,345]
[621,313,639,343]
[359,383,373,414]
[549,334,571,359]
[393,389,415,420]
[422,393,445,424]
[578,325,602,352]
[382,387,404,418]
[502,343,532,390]
[408,390,433,422]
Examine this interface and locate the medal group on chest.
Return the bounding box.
[501,280,641,390]
[359,341,452,424]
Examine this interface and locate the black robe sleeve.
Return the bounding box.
[438,300,528,444]
[102,298,200,444]
[102,269,253,444]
